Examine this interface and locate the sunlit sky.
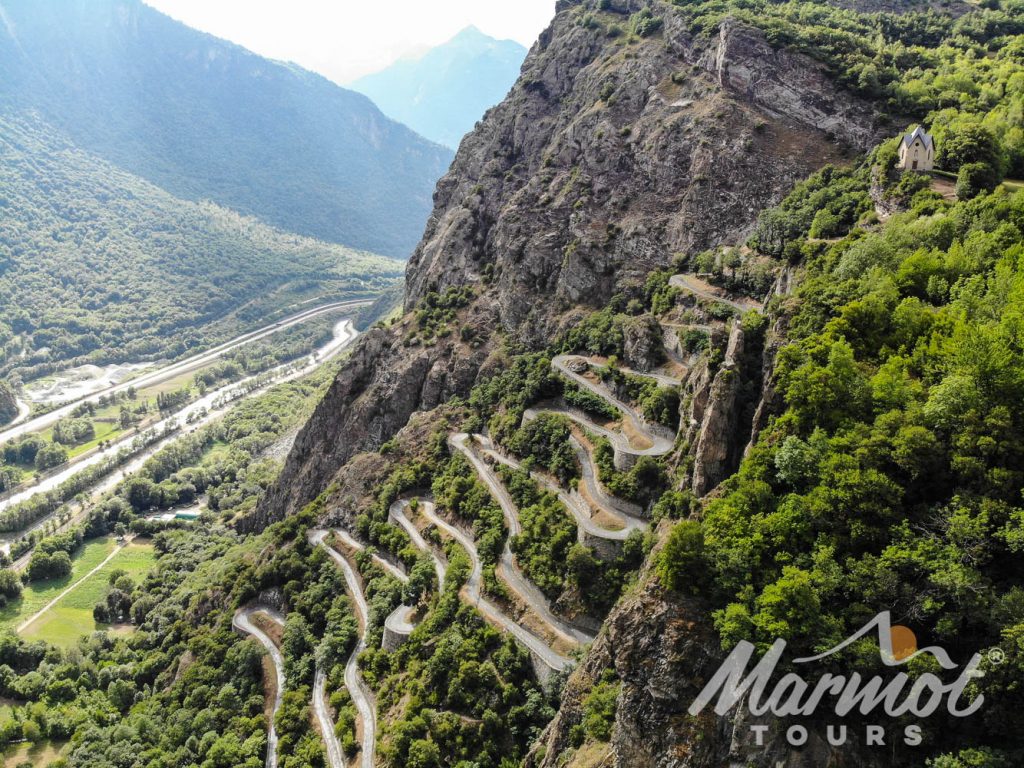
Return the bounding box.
[143,0,555,84]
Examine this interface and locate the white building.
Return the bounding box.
[898,126,934,172]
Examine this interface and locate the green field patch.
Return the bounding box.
[2,739,65,767]
[64,421,128,460]
[136,369,197,400]
[20,540,155,647]
[0,537,118,633]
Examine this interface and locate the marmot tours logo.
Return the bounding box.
[689,612,990,748]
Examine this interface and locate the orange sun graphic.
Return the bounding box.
[890,625,918,662]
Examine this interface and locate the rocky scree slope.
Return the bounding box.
[254,0,887,532]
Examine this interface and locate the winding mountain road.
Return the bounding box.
[310,530,376,768]
[233,607,286,768]
[389,500,446,592]
[417,501,575,671]
[313,668,345,768]
[384,604,417,637]
[392,497,572,672]
[332,527,419,657]
[551,354,676,465]
[473,434,646,540]
[449,434,595,647]
[559,419,647,521]
[333,528,409,584]
[668,274,761,313]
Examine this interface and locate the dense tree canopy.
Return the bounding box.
[0,112,401,377]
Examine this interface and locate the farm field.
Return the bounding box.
[0,537,118,632]
[2,740,65,767]
[19,539,155,647]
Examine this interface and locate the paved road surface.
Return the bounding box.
[333,528,409,583]
[0,299,370,446]
[551,355,676,461]
[331,527,418,662]
[7,400,30,429]
[3,318,361,560]
[474,434,645,540]
[401,498,573,672]
[668,274,760,313]
[313,667,346,768]
[449,434,595,647]
[389,500,446,592]
[311,530,376,768]
[233,607,286,768]
[384,605,417,636]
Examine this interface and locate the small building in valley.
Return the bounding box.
[898,126,935,172]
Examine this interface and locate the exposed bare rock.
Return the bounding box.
[403,1,881,340]
[696,17,881,149]
[745,313,788,456]
[255,0,883,525]
[245,1,968,766]
[312,408,459,533]
[680,326,727,443]
[248,315,491,528]
[622,314,663,372]
[869,165,908,220]
[690,324,745,497]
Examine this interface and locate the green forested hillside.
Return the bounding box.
[0,382,16,424]
[0,111,403,376]
[1,1,1024,767]
[648,1,1024,763]
[674,0,1023,175]
[0,0,453,257]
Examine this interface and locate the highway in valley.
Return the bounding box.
[3,312,365,562]
[0,298,371,446]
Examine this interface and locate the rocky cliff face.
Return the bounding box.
[688,323,749,497]
[404,0,882,339]
[254,1,912,764]
[257,0,886,527]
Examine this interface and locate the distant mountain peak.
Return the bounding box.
[0,0,453,257]
[452,24,486,40]
[449,24,522,49]
[351,27,528,149]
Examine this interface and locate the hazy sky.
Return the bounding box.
[144,0,555,83]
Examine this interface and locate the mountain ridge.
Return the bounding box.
[351,25,528,149]
[256,0,884,533]
[0,108,403,378]
[253,0,1024,763]
[0,0,453,257]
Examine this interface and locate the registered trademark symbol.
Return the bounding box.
[987,648,1006,666]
